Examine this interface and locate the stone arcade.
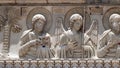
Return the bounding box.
[0,0,120,68]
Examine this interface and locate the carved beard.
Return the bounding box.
[112,22,120,34]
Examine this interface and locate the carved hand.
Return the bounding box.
[19,39,41,57]
[36,39,42,46]
[68,40,78,49]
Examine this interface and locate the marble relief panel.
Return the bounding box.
[0,6,120,60]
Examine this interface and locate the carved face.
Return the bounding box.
[32,14,46,33]
[109,14,120,34]
[73,19,83,31]
[34,20,45,33]
[112,22,120,33]
[70,14,83,31]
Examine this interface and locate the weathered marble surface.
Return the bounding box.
[54,14,95,58]
[19,14,54,59]
[98,14,120,58]
[0,1,119,67]
[0,5,119,60]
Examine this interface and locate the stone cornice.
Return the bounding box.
[0,59,119,67]
[0,0,119,6]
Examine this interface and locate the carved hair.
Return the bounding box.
[109,13,120,24]
[69,14,83,30]
[32,14,46,30]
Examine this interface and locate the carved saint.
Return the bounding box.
[55,14,94,58]
[98,13,120,58]
[19,14,54,59]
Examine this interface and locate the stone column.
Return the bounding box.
[2,24,10,56]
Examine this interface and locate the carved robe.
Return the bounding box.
[57,30,83,58]
[19,29,54,59]
[98,29,120,58]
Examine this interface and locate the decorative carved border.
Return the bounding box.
[0,59,119,67]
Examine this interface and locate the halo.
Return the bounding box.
[64,7,91,31]
[70,14,83,22]
[102,7,120,30]
[32,14,46,23]
[26,7,52,32]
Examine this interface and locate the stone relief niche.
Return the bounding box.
[60,7,96,58]
[17,6,97,59]
[64,7,86,58]
[0,6,120,61]
[98,7,120,58]
[19,7,54,59]
[0,0,120,66]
